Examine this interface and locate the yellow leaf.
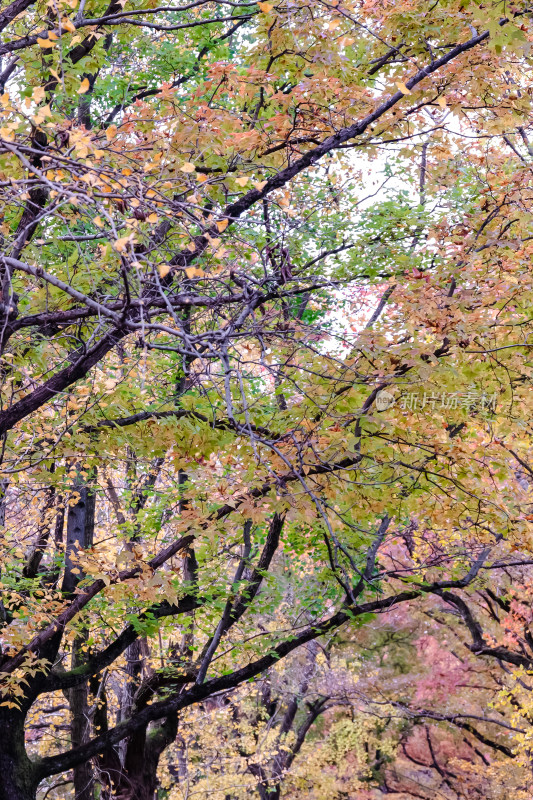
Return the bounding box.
[187,194,199,203]
[78,78,90,94]
[235,176,249,187]
[185,267,205,278]
[187,242,196,252]
[32,86,45,103]
[114,235,134,252]
[106,124,118,141]
[216,219,229,232]
[258,1,273,11]
[48,31,58,40]
[37,37,56,48]
[254,180,267,191]
[62,17,77,32]
[437,95,447,108]
[396,81,411,95]
[158,264,171,278]
[33,104,52,121]
[93,216,103,228]
[180,162,196,173]
[147,213,158,223]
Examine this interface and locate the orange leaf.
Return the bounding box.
[185,267,205,279]
[62,18,77,32]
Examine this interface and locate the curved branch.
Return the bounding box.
[35,565,490,780]
[0,534,194,676]
[46,596,199,691]
[0,0,36,33]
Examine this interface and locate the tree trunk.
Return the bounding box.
[64,472,97,800]
[62,475,96,595]
[0,709,37,800]
[69,637,94,800]
[122,715,179,800]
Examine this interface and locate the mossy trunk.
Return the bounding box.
[0,709,37,800]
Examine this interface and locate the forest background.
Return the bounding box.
[1,0,533,798]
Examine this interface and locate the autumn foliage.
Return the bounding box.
[1,0,533,798]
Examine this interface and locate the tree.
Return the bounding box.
[155,587,529,800]
[1,1,533,799]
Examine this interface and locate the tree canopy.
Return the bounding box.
[1,0,533,798]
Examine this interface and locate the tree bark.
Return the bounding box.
[0,709,37,800]
[64,471,97,800]
[69,638,95,800]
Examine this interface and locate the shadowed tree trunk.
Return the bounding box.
[63,472,97,800]
[0,708,38,800]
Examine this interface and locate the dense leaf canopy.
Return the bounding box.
[1,0,533,798]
